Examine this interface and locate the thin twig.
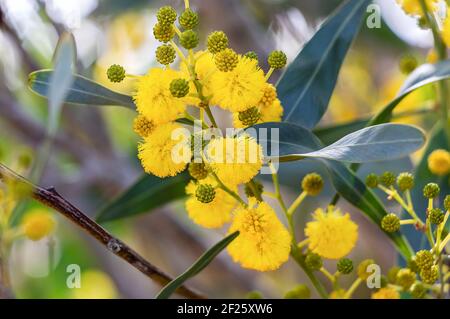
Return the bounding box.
[0,163,204,299]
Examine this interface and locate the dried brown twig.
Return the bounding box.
[0,163,204,299]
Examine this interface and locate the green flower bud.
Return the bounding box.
[156,45,176,65]
[157,6,177,26]
[301,173,323,196]
[153,23,175,43]
[305,252,322,271]
[238,106,261,127]
[399,54,418,75]
[365,173,379,188]
[380,275,389,288]
[381,213,400,233]
[418,16,430,29]
[18,150,33,169]
[244,51,259,61]
[188,162,209,180]
[268,50,287,69]
[179,9,199,30]
[214,48,239,72]
[107,64,126,83]
[170,78,190,98]
[397,172,414,191]
[195,184,216,203]
[357,259,376,280]
[396,268,416,290]
[180,30,199,49]
[415,250,434,270]
[337,258,353,275]
[245,291,263,299]
[284,284,311,299]
[410,283,427,299]
[380,171,396,187]
[387,266,401,283]
[407,258,420,273]
[423,183,440,199]
[429,208,445,225]
[207,31,229,54]
[244,180,264,200]
[420,265,439,285]
[444,195,450,211]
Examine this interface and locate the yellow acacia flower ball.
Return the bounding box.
[205,135,264,186]
[371,287,400,299]
[305,207,358,259]
[396,0,438,16]
[428,149,450,176]
[138,122,190,178]
[72,270,118,299]
[185,177,237,228]
[22,209,56,241]
[210,56,266,112]
[134,68,187,124]
[181,51,217,106]
[329,289,346,299]
[227,199,291,271]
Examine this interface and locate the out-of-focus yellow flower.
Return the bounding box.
[329,289,346,299]
[396,0,439,16]
[210,57,266,112]
[138,122,190,178]
[72,270,118,299]
[443,9,450,48]
[428,149,450,176]
[427,49,439,64]
[22,209,56,241]
[371,287,400,299]
[185,177,237,228]
[227,199,291,271]
[134,68,187,125]
[305,206,358,259]
[205,135,263,186]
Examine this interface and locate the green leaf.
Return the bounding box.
[96,171,191,223]
[48,33,76,134]
[278,0,371,129]
[252,123,425,163]
[251,122,414,259]
[371,60,450,126]
[314,119,368,145]
[28,70,135,109]
[156,231,239,299]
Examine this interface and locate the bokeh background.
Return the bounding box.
[0,0,441,298]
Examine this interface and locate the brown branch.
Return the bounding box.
[0,163,204,299]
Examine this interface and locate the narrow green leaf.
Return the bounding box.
[278,0,371,129]
[48,33,76,134]
[96,171,191,223]
[370,60,450,126]
[156,232,239,299]
[314,119,368,145]
[29,70,135,109]
[252,123,425,163]
[251,122,414,259]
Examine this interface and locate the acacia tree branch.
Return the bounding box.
[0,163,204,299]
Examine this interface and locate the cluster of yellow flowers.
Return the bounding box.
[105,2,362,274]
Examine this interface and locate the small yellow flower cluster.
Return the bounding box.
[396,0,439,17]
[113,2,362,274]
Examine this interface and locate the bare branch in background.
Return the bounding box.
[0,163,205,299]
